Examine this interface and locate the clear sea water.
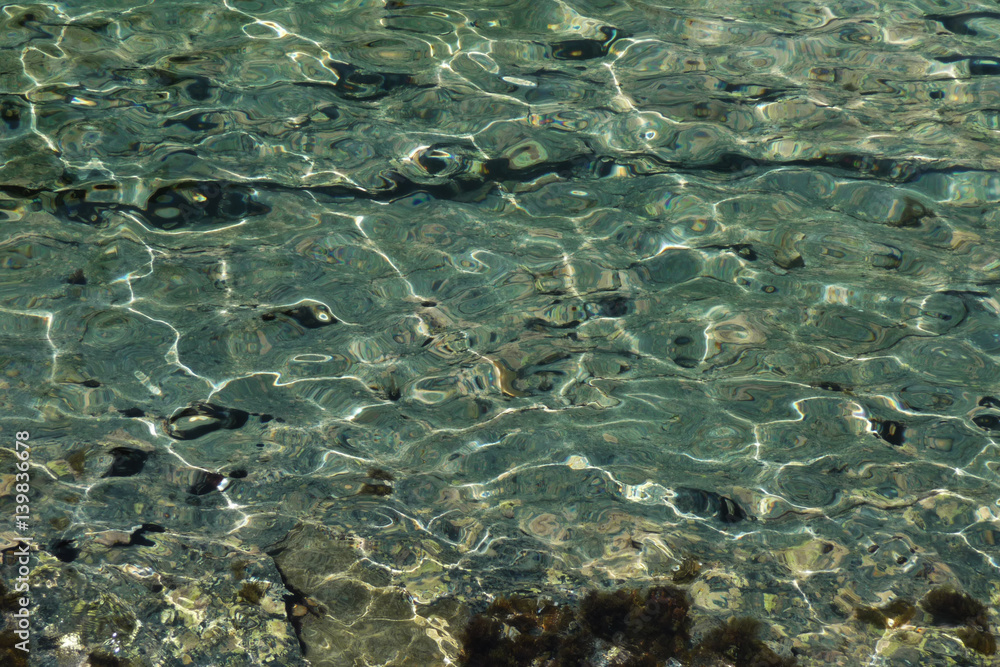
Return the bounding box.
[1,0,999,665]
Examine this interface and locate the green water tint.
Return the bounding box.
[1,0,1000,664]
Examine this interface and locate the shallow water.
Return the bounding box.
[1,0,999,665]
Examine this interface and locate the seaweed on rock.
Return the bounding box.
[358,482,393,496]
[580,588,642,640]
[0,631,29,667]
[956,627,997,656]
[692,617,796,667]
[0,579,23,613]
[853,587,995,656]
[854,598,916,629]
[367,467,395,482]
[238,581,267,605]
[87,652,131,667]
[671,558,702,584]
[460,586,704,666]
[921,587,995,655]
[921,587,988,629]
[460,595,575,667]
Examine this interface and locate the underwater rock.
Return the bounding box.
[279,302,338,328]
[972,414,1000,431]
[703,244,758,261]
[142,181,269,230]
[123,523,166,547]
[773,251,804,270]
[872,419,906,446]
[588,295,631,317]
[26,545,302,665]
[731,244,758,261]
[524,316,583,330]
[301,60,430,100]
[166,402,249,440]
[268,523,452,666]
[46,180,270,228]
[812,381,849,393]
[355,467,395,496]
[102,447,149,478]
[674,488,749,523]
[0,96,23,131]
[188,471,227,495]
[550,26,627,61]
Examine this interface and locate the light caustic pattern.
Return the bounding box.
[1,0,1000,665]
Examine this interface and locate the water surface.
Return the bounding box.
[1,0,999,665]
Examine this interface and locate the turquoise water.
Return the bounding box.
[1,0,999,665]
